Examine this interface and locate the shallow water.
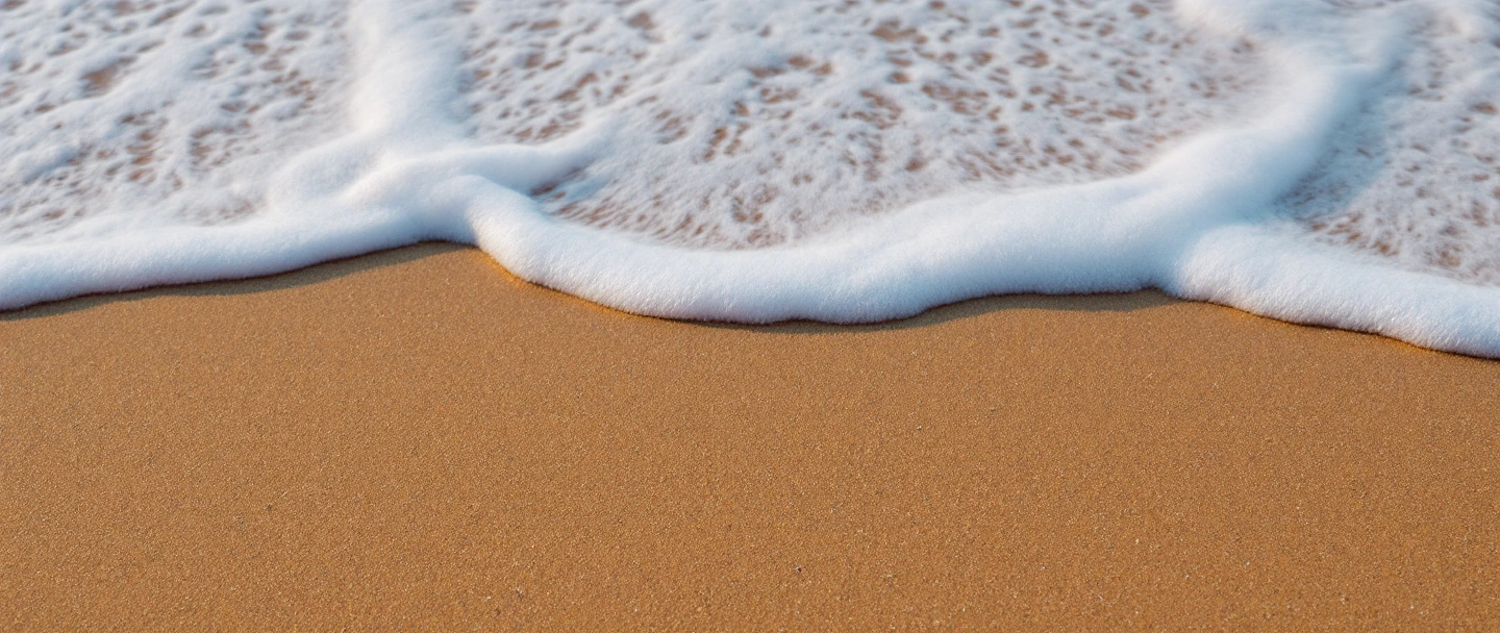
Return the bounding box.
[3,0,1500,355]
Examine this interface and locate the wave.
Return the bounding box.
[3,0,1500,356]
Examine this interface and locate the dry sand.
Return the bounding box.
[2,242,1498,631]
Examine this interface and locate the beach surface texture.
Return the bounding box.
[5,0,1500,628]
[4,244,1498,630]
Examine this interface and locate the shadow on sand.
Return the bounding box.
[717,291,1180,334]
[0,242,470,322]
[0,240,1180,329]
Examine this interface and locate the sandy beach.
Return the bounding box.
[3,242,1498,630]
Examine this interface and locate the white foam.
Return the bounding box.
[4,0,1500,357]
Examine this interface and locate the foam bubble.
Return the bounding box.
[1283,0,1500,285]
[456,0,1263,247]
[0,0,350,244]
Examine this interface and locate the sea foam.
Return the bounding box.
[3,0,1500,356]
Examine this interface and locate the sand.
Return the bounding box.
[2,242,1498,631]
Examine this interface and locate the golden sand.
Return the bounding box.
[3,243,1497,630]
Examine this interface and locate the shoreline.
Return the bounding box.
[4,242,1498,630]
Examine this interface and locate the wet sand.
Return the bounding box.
[2,242,1498,631]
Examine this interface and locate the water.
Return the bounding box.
[3,0,1500,356]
